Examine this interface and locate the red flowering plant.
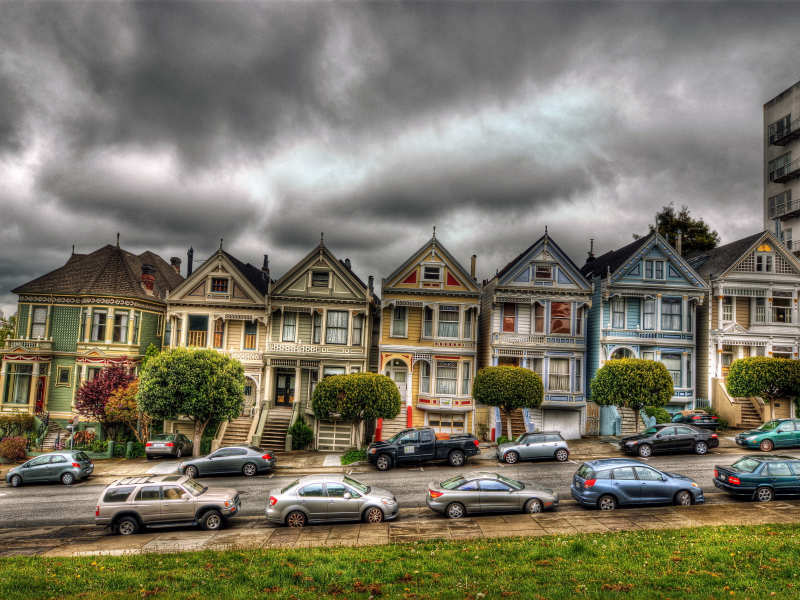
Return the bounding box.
[74,361,135,440]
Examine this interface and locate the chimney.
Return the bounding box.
[187,247,194,276]
[262,254,270,276]
[368,275,374,296]
[676,232,683,256]
[141,264,156,295]
[586,239,595,264]
[345,258,352,269]
[170,257,181,275]
[470,255,477,280]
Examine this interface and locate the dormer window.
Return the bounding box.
[312,272,330,287]
[211,278,228,293]
[534,265,552,279]
[756,245,774,272]
[644,260,664,279]
[423,266,441,281]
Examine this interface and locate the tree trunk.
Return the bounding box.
[193,416,212,457]
[505,408,513,441]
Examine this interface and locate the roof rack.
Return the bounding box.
[116,476,157,485]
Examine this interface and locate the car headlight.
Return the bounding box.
[381,498,396,506]
[369,448,377,454]
[691,483,699,488]
[746,436,758,441]
[625,441,636,445]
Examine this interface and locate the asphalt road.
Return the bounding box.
[3,449,800,530]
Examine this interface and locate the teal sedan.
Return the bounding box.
[734,419,800,452]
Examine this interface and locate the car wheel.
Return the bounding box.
[694,441,708,455]
[200,510,224,531]
[242,463,257,477]
[364,507,384,524]
[446,503,466,519]
[375,455,392,471]
[598,495,617,511]
[9,475,22,488]
[760,440,774,452]
[674,491,693,506]
[525,499,543,514]
[184,466,198,479]
[286,511,307,528]
[448,450,465,467]
[555,449,569,462]
[116,517,139,536]
[755,486,775,502]
[176,448,182,459]
[504,451,519,465]
[61,472,75,485]
[637,444,652,458]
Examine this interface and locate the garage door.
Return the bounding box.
[317,420,353,452]
[173,423,196,442]
[542,410,581,440]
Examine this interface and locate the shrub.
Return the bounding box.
[703,405,730,431]
[0,436,28,462]
[0,413,35,439]
[591,359,673,413]
[477,422,489,442]
[643,406,672,425]
[288,415,315,450]
[312,372,401,424]
[200,438,213,455]
[72,430,97,446]
[340,448,367,465]
[89,440,108,453]
[126,442,146,459]
[496,436,511,445]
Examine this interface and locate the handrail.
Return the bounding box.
[770,157,800,182]
[770,117,800,145]
[285,401,302,451]
[252,406,270,447]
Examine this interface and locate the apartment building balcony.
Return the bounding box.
[770,118,800,146]
[602,328,693,342]
[3,339,53,352]
[266,342,366,357]
[770,158,800,183]
[493,332,585,349]
[768,199,800,222]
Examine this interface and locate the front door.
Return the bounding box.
[275,372,295,407]
[386,360,408,398]
[325,483,361,520]
[160,485,195,521]
[634,466,673,503]
[478,479,520,512]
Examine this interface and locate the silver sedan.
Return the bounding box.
[266,474,400,527]
[426,472,559,519]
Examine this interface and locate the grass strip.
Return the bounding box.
[0,524,798,599]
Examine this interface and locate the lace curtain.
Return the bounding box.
[326,311,349,344]
[438,308,459,338]
[548,358,570,391]
[435,364,458,394]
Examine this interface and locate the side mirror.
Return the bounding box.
[654,434,661,439]
[343,493,352,500]
[182,494,191,500]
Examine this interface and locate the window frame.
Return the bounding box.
[311,272,330,288]
[244,320,258,350]
[548,357,571,392]
[437,305,460,339]
[550,302,572,335]
[55,366,72,387]
[422,265,442,281]
[661,297,683,331]
[502,303,516,333]
[112,311,129,344]
[769,151,792,182]
[352,314,364,346]
[213,318,225,349]
[434,361,458,396]
[391,306,407,337]
[30,307,47,339]
[534,264,553,280]
[91,310,108,342]
[611,297,625,329]
[325,310,349,345]
[282,311,297,342]
[210,278,229,293]
[722,297,733,322]
[419,360,431,394]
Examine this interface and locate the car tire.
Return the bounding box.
[446,503,466,519]
[364,507,384,524]
[598,495,617,511]
[9,475,22,488]
[674,491,693,506]
[555,449,569,462]
[637,444,652,458]
[755,486,774,503]
[448,450,465,467]
[184,465,198,479]
[176,448,182,459]
[116,516,139,536]
[694,441,708,455]
[525,499,543,514]
[61,472,75,485]
[242,463,257,477]
[200,510,224,531]
[375,455,392,471]
[286,511,307,528]
[760,440,774,452]
[504,451,519,465]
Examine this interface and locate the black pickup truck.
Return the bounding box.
[366,427,480,471]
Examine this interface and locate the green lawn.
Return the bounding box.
[1,524,798,599]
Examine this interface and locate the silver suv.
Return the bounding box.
[95,475,241,535]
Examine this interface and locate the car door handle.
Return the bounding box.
[613,483,620,486]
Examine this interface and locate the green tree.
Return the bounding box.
[590,359,673,419]
[141,344,161,370]
[0,315,16,348]
[726,356,800,421]
[472,366,544,441]
[633,203,720,256]
[312,372,401,430]
[137,347,245,457]
[105,381,152,444]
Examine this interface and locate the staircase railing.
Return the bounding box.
[251,405,271,447]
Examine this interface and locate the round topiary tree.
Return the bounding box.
[312,372,401,430]
[726,356,800,421]
[472,366,544,441]
[590,358,674,420]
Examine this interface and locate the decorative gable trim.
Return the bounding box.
[724,231,800,277]
[610,234,705,288]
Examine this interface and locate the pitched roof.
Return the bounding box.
[579,236,650,280]
[222,250,270,295]
[12,245,183,302]
[683,232,765,278]
[383,235,478,293]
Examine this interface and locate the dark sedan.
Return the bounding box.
[619,424,719,457]
[671,409,719,430]
[145,433,193,460]
[714,455,800,502]
[178,445,276,478]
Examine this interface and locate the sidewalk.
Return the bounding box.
[1,499,795,558]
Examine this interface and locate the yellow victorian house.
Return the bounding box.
[378,232,480,439]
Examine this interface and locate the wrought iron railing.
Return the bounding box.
[769,199,800,220]
[770,158,800,183]
[770,117,800,145]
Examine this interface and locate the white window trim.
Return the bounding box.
[420,262,445,283]
[310,271,332,289]
[546,357,572,393]
[208,276,231,295]
[437,304,461,340]
[281,311,297,343]
[389,306,409,338]
[430,360,471,397]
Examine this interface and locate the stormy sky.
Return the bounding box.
[0,2,796,313]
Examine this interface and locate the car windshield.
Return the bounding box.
[514,434,527,444]
[343,476,370,495]
[671,414,682,421]
[281,480,299,494]
[182,478,206,496]
[440,475,468,490]
[758,422,779,431]
[152,434,175,441]
[642,427,660,435]
[385,431,407,444]
[495,474,524,490]
[731,457,763,473]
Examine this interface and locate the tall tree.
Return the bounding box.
[633,203,720,256]
[472,366,544,440]
[105,381,152,444]
[590,358,673,418]
[0,315,16,348]
[74,362,135,440]
[312,372,401,427]
[137,347,245,456]
[726,357,800,421]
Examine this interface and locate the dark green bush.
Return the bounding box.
[287,414,315,450]
[340,448,366,465]
[496,436,511,445]
[89,440,108,453]
[125,442,145,459]
[0,436,28,462]
[643,406,672,425]
[703,405,729,430]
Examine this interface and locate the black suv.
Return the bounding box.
[619,424,719,457]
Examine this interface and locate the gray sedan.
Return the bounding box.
[266,474,400,527]
[498,431,570,464]
[178,445,276,478]
[426,472,559,519]
[145,433,193,460]
[5,451,93,487]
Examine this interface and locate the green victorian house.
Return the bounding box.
[0,242,183,433]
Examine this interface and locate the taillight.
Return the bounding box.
[262,454,272,460]
[430,490,444,498]
[584,479,596,488]
[714,469,719,478]
[692,416,701,420]
[712,434,718,438]
[710,416,718,420]
[269,496,278,507]
[145,443,152,447]
[729,476,740,485]
[72,463,80,468]
[95,506,99,517]
[473,440,480,447]
[166,443,174,447]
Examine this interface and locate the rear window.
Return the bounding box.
[281,480,299,494]
[74,452,90,462]
[152,434,176,441]
[104,486,135,503]
[441,475,468,490]
[731,457,763,473]
[576,464,595,479]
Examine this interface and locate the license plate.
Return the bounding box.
[154,443,165,448]
[721,475,727,482]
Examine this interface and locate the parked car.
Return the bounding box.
[427,471,559,519]
[734,419,800,452]
[671,409,719,430]
[145,433,193,460]
[570,458,705,511]
[366,427,480,471]
[95,474,240,535]
[266,474,399,527]
[618,424,719,457]
[498,431,570,464]
[5,451,93,487]
[714,455,800,501]
[178,445,276,478]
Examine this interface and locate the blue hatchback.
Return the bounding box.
[571,458,705,511]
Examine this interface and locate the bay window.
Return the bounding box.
[132,312,140,344]
[423,307,433,337]
[611,298,625,329]
[325,311,349,344]
[548,358,570,391]
[530,357,543,379]
[30,307,47,339]
[112,312,128,343]
[534,303,545,333]
[313,312,322,343]
[352,314,364,345]
[392,307,407,337]
[643,298,656,330]
[4,364,32,404]
[91,310,107,342]
[244,321,257,349]
[662,354,682,388]
[550,302,571,335]
[464,309,473,340]
[419,361,431,394]
[661,298,682,331]
[502,303,516,333]
[575,358,582,395]
[575,306,583,337]
[462,362,471,395]
[435,362,458,395]
[282,312,296,342]
[438,306,459,338]
[213,319,224,348]
[773,298,792,323]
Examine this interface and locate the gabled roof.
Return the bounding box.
[383,235,478,293]
[579,236,649,280]
[684,232,767,278]
[222,251,270,295]
[492,233,591,289]
[12,245,183,302]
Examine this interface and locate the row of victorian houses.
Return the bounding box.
[2,228,798,450]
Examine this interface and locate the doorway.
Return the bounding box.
[275,371,295,407]
[385,359,408,398]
